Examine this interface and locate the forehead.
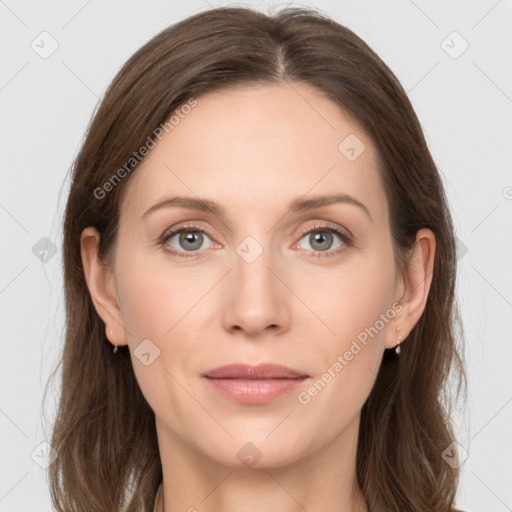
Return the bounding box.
[120,82,386,222]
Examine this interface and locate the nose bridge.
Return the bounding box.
[233,232,278,300]
[221,232,289,335]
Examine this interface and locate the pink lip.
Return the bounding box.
[203,363,309,379]
[203,364,310,404]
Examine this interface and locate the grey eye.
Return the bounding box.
[299,230,343,252]
[168,230,211,252]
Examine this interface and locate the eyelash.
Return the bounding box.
[157,221,353,259]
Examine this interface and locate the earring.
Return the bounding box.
[110,329,118,354]
[395,327,402,356]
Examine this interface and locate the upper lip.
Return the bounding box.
[203,363,309,379]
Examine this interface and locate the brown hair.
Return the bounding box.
[45,5,467,511]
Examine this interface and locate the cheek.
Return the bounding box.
[115,245,192,341]
[114,253,201,417]
[295,245,396,346]
[289,251,396,443]
[292,245,396,398]
[114,247,210,396]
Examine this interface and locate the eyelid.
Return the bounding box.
[295,221,352,241]
[161,221,212,239]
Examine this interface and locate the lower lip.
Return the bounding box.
[203,377,308,404]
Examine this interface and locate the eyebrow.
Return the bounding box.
[142,193,372,222]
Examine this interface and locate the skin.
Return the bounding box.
[81,81,435,512]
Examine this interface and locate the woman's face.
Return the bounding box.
[95,82,407,468]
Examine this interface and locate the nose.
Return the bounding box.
[221,244,290,338]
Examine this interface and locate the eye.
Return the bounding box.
[293,223,352,257]
[158,221,353,259]
[159,222,216,259]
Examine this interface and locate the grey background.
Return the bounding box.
[1,1,511,510]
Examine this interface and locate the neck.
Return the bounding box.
[154,413,368,512]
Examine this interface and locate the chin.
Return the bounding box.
[196,430,313,470]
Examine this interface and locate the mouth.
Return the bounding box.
[202,363,310,404]
[203,363,309,379]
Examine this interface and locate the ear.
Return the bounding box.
[80,227,128,347]
[385,228,436,349]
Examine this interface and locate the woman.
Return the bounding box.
[46,5,467,511]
